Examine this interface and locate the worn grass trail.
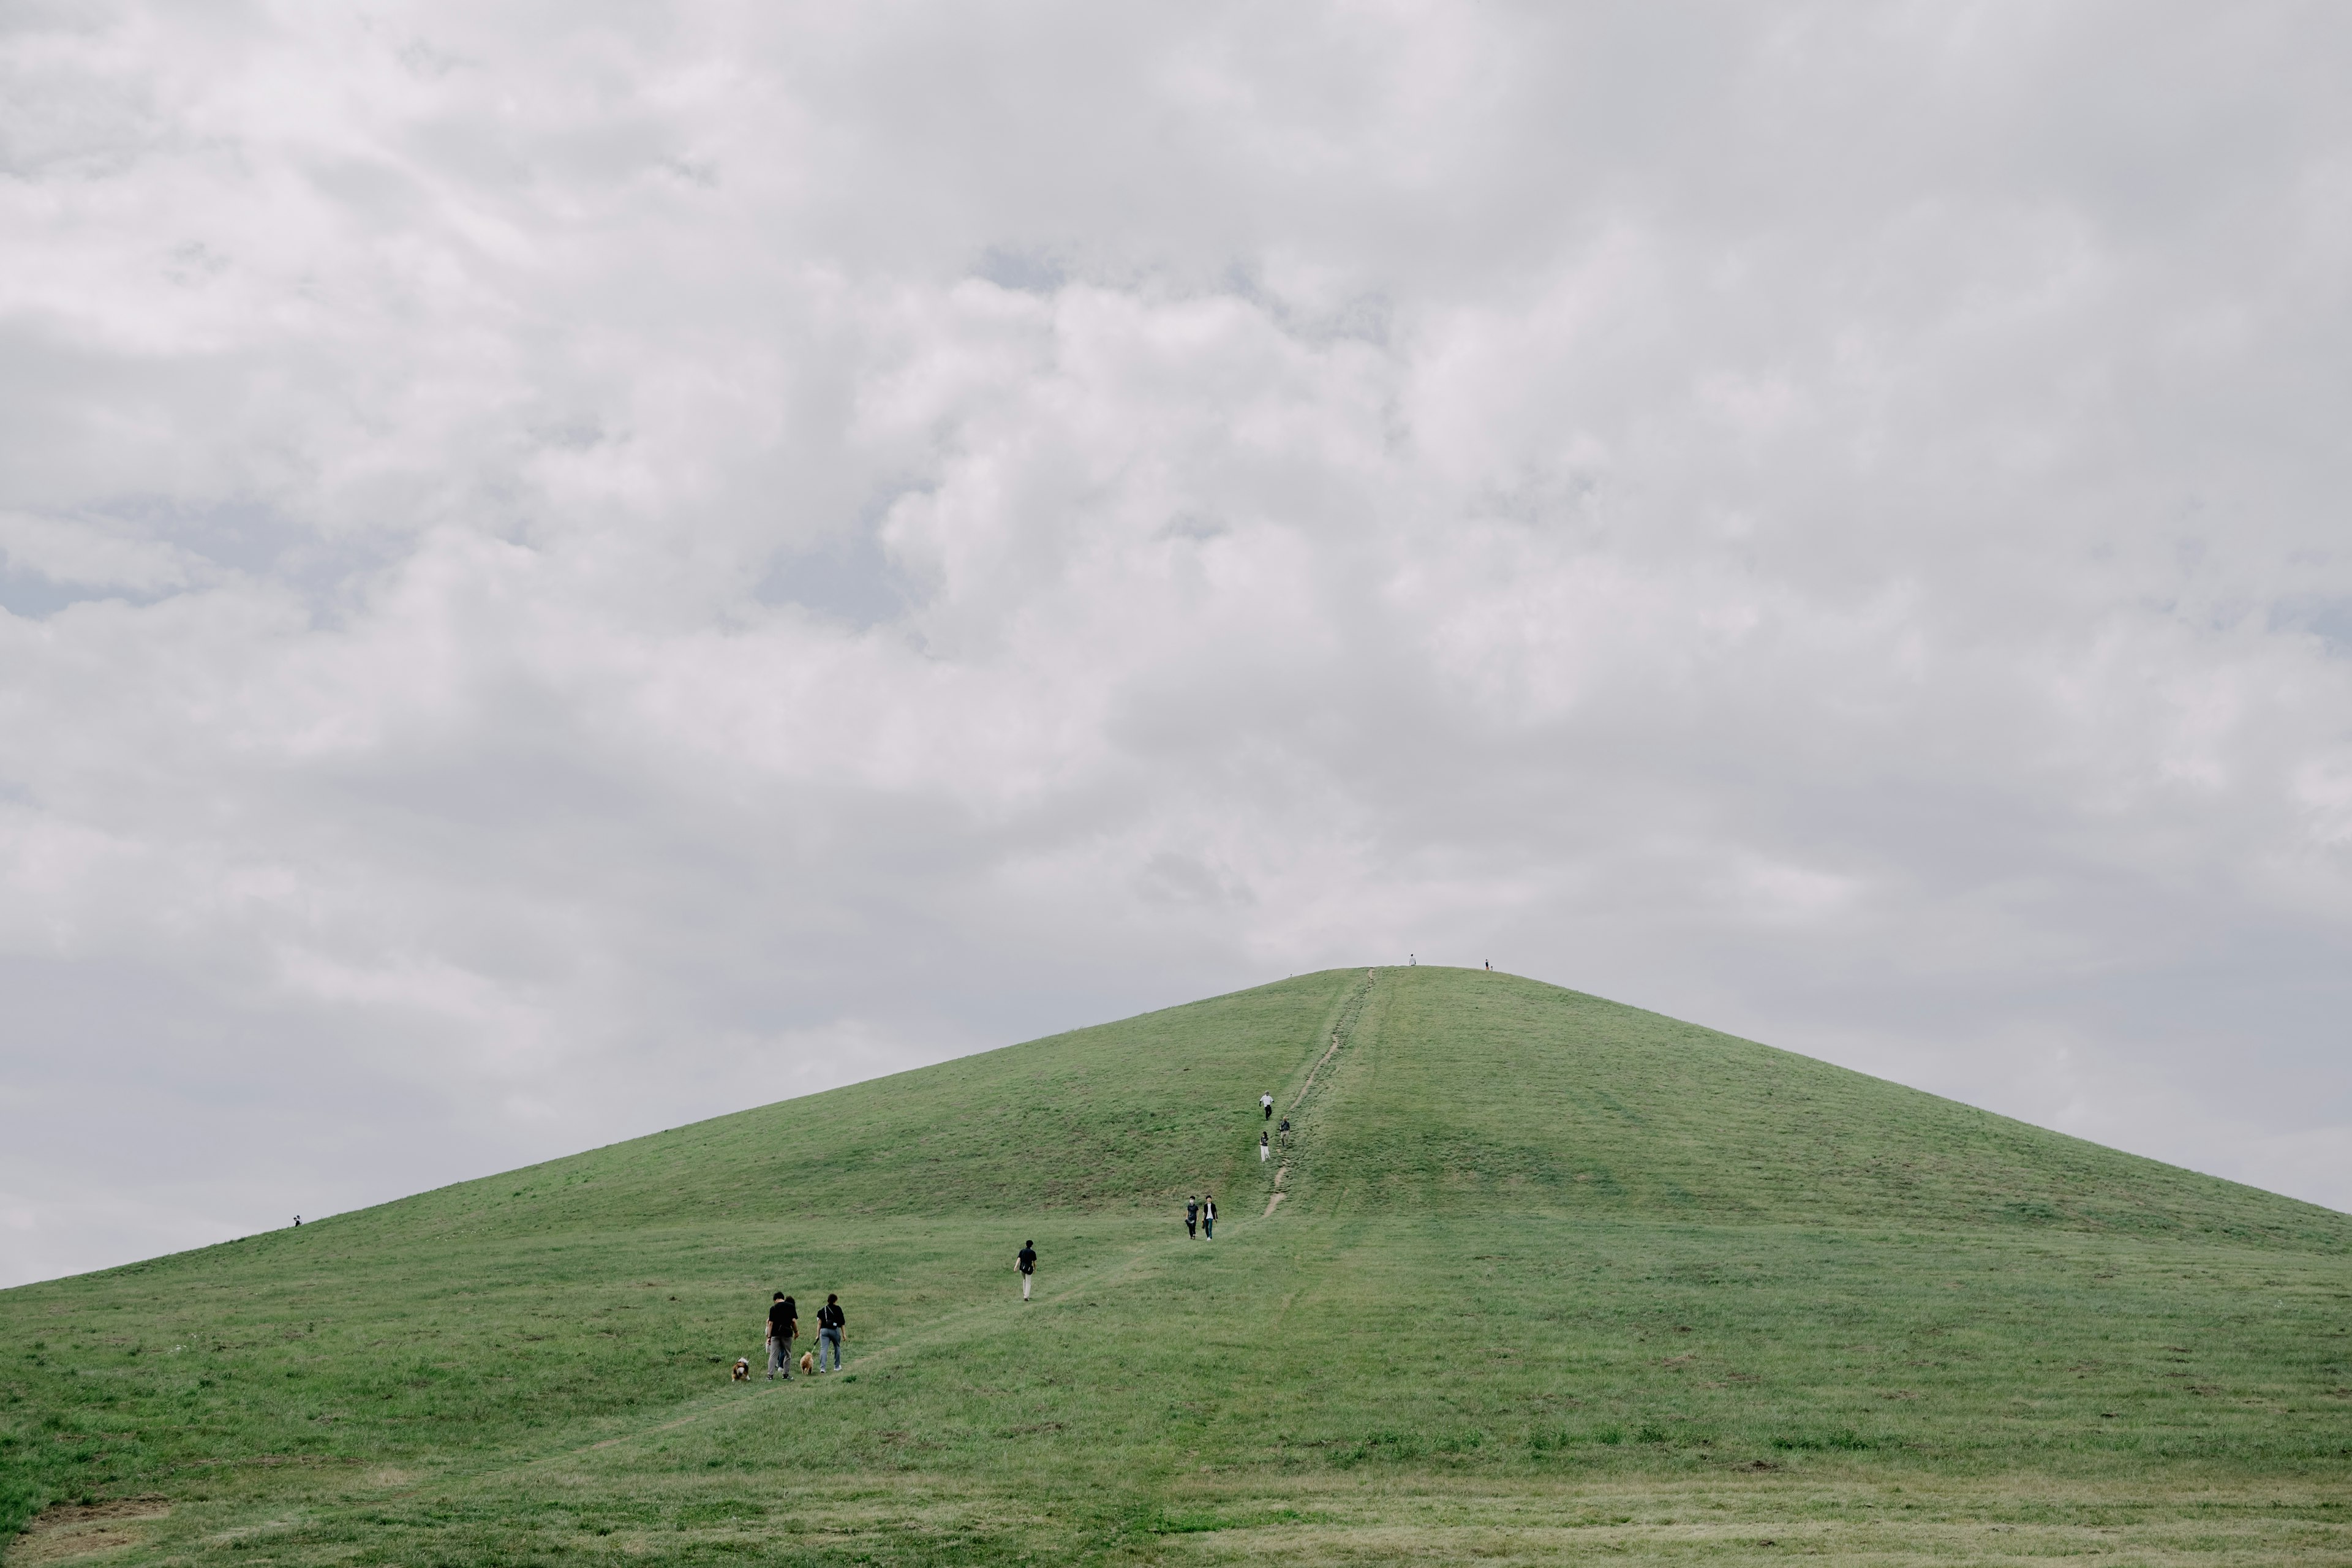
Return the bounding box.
[4,967,2349,1562]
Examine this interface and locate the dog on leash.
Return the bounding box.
[731,1357,752,1381]
[800,1350,816,1375]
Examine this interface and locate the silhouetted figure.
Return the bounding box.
[1017,1240,1038,1300]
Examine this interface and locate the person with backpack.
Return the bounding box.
[815,1294,846,1371]
[765,1292,798,1380]
[1017,1239,1038,1300]
[1202,1193,1216,1239]
[1185,1196,1199,1238]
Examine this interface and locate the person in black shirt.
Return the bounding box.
[1185,1196,1199,1238]
[766,1293,797,1380]
[816,1294,846,1371]
[1017,1240,1037,1300]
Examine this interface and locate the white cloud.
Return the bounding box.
[2,0,2350,1284]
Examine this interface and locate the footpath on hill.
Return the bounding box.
[496,968,1390,1474]
[1265,965,1378,1216]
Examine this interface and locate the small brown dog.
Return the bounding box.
[731,1358,751,1381]
[799,1350,816,1376]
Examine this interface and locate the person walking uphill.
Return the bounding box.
[766,1293,797,1380]
[1261,1093,1275,1120]
[1202,1193,1216,1239]
[816,1294,846,1371]
[1017,1240,1038,1300]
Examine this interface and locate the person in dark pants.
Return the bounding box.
[816,1294,846,1371]
[1261,1093,1274,1120]
[1202,1193,1216,1239]
[1017,1239,1038,1300]
[1186,1196,1199,1237]
[766,1292,797,1380]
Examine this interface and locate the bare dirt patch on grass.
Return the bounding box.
[4,1499,167,1565]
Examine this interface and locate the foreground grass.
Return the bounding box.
[6,967,2349,1561]
[7,1210,2348,1562]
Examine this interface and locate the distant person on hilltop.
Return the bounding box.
[1261,1093,1274,1120]
[1017,1239,1038,1300]
[766,1293,797,1380]
[816,1294,846,1371]
[1186,1196,1199,1238]
[1260,1131,1270,1163]
[1202,1193,1216,1239]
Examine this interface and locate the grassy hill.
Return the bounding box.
[4,967,2348,1565]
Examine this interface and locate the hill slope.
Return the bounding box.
[293,965,2351,1249]
[4,967,2348,1566]
[1299,970,2347,1245]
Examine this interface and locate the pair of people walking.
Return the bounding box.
[1185,1193,1216,1238]
[763,1291,845,1378]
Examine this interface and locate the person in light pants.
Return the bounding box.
[1017,1240,1037,1300]
[1260,1132,1270,1163]
[815,1294,845,1371]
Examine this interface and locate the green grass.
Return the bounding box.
[5,966,2350,1564]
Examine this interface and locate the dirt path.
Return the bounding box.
[367,1236,1177,1497]
[435,968,1387,1488]
[1267,967,1375,1216]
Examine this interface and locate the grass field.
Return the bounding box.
[5,967,2350,1564]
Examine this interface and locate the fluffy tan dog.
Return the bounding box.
[799,1350,816,1376]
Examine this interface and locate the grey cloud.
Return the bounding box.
[973,248,1068,297]
[2,1,2350,1286]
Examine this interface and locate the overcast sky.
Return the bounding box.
[4,2,2348,1288]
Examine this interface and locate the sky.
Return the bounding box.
[3,1,2350,1289]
